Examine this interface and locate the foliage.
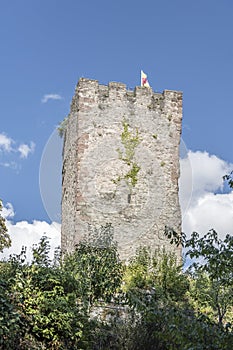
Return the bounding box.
[113,120,141,192]
[0,248,28,349]
[120,120,140,164]
[0,225,233,349]
[123,247,189,310]
[0,199,11,252]
[63,223,124,313]
[86,245,233,349]
[121,304,233,350]
[124,162,141,187]
[0,237,84,349]
[165,227,233,327]
[186,230,233,326]
[57,116,68,137]
[223,170,233,188]
[0,279,24,350]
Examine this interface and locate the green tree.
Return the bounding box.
[165,227,233,327]
[63,223,124,313]
[186,230,233,326]
[0,279,24,349]
[0,246,28,349]
[123,246,189,310]
[0,226,124,349]
[1,224,233,349]
[57,116,68,137]
[118,244,233,350]
[1,237,84,349]
[223,171,233,189]
[0,200,11,252]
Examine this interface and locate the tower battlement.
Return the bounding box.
[70,78,182,120]
[62,78,182,260]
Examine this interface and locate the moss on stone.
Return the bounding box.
[120,120,140,164]
[124,163,141,188]
[113,120,141,193]
[57,117,68,137]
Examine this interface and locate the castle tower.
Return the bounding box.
[61,78,182,260]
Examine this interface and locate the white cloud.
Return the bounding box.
[0,133,35,169]
[2,202,15,219]
[0,161,19,170]
[189,151,230,197]
[18,141,35,159]
[1,205,61,262]
[41,94,62,103]
[182,192,233,238]
[180,150,233,239]
[1,150,233,261]
[0,133,13,152]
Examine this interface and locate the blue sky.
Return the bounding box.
[1,1,233,256]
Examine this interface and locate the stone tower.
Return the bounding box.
[61,78,182,260]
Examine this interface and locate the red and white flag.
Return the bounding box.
[141,70,150,87]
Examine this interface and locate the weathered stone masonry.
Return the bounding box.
[62,78,182,260]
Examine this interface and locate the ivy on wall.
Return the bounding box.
[112,120,141,197]
[57,116,68,137]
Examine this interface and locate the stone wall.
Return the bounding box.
[61,78,182,260]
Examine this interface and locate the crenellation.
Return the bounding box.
[108,81,126,91]
[62,77,183,260]
[134,86,153,106]
[98,84,109,100]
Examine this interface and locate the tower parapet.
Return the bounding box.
[62,78,182,260]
